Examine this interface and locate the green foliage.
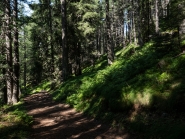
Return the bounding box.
[47,38,185,138]
[0,102,32,139]
[127,114,185,139]
[23,1,185,138]
[72,0,99,37]
[51,41,185,113]
[26,80,56,95]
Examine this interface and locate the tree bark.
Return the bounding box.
[49,0,54,73]
[61,0,69,81]
[23,27,26,89]
[5,0,13,104]
[105,0,114,65]
[74,42,82,76]
[0,11,7,104]
[137,1,143,46]
[155,0,159,34]
[12,0,19,104]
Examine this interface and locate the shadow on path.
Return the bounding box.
[24,92,132,139]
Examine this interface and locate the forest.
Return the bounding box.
[1,0,185,138]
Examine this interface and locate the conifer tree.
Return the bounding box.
[12,0,19,104]
[5,0,13,104]
[0,1,6,103]
[61,0,69,81]
[105,0,114,65]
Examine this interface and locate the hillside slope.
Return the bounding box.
[53,42,185,113]
[33,41,185,139]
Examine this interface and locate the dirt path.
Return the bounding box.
[24,92,132,139]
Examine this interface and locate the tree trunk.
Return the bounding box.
[49,0,54,73]
[147,0,150,41]
[128,10,132,43]
[105,0,114,65]
[0,13,7,104]
[132,11,137,44]
[5,0,13,104]
[137,1,143,46]
[23,27,26,89]
[101,22,105,54]
[61,0,69,81]
[74,42,82,76]
[155,0,159,34]
[12,0,19,104]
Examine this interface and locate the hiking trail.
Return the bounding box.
[24,92,133,139]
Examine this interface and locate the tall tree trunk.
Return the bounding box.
[132,11,137,44]
[74,42,81,76]
[122,20,125,48]
[49,0,54,73]
[105,0,114,65]
[0,14,7,104]
[128,10,132,43]
[98,26,101,55]
[23,29,26,89]
[121,10,125,48]
[147,0,150,41]
[5,0,13,104]
[111,0,116,49]
[12,0,19,104]
[61,0,69,81]
[155,0,159,34]
[137,1,143,46]
[101,22,105,55]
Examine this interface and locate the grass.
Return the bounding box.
[126,113,185,139]
[47,40,185,138]
[0,80,56,139]
[0,102,33,139]
[17,36,185,138]
[1,17,185,139]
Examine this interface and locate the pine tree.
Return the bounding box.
[12,0,19,104]
[61,0,69,81]
[0,1,6,103]
[5,0,13,104]
[105,0,114,65]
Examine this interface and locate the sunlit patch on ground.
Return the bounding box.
[24,92,133,139]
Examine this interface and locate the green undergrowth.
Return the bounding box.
[0,80,55,139]
[52,43,185,113]
[0,102,33,139]
[37,41,185,138]
[125,113,185,139]
[23,80,57,96]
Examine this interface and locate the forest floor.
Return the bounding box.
[24,91,135,139]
